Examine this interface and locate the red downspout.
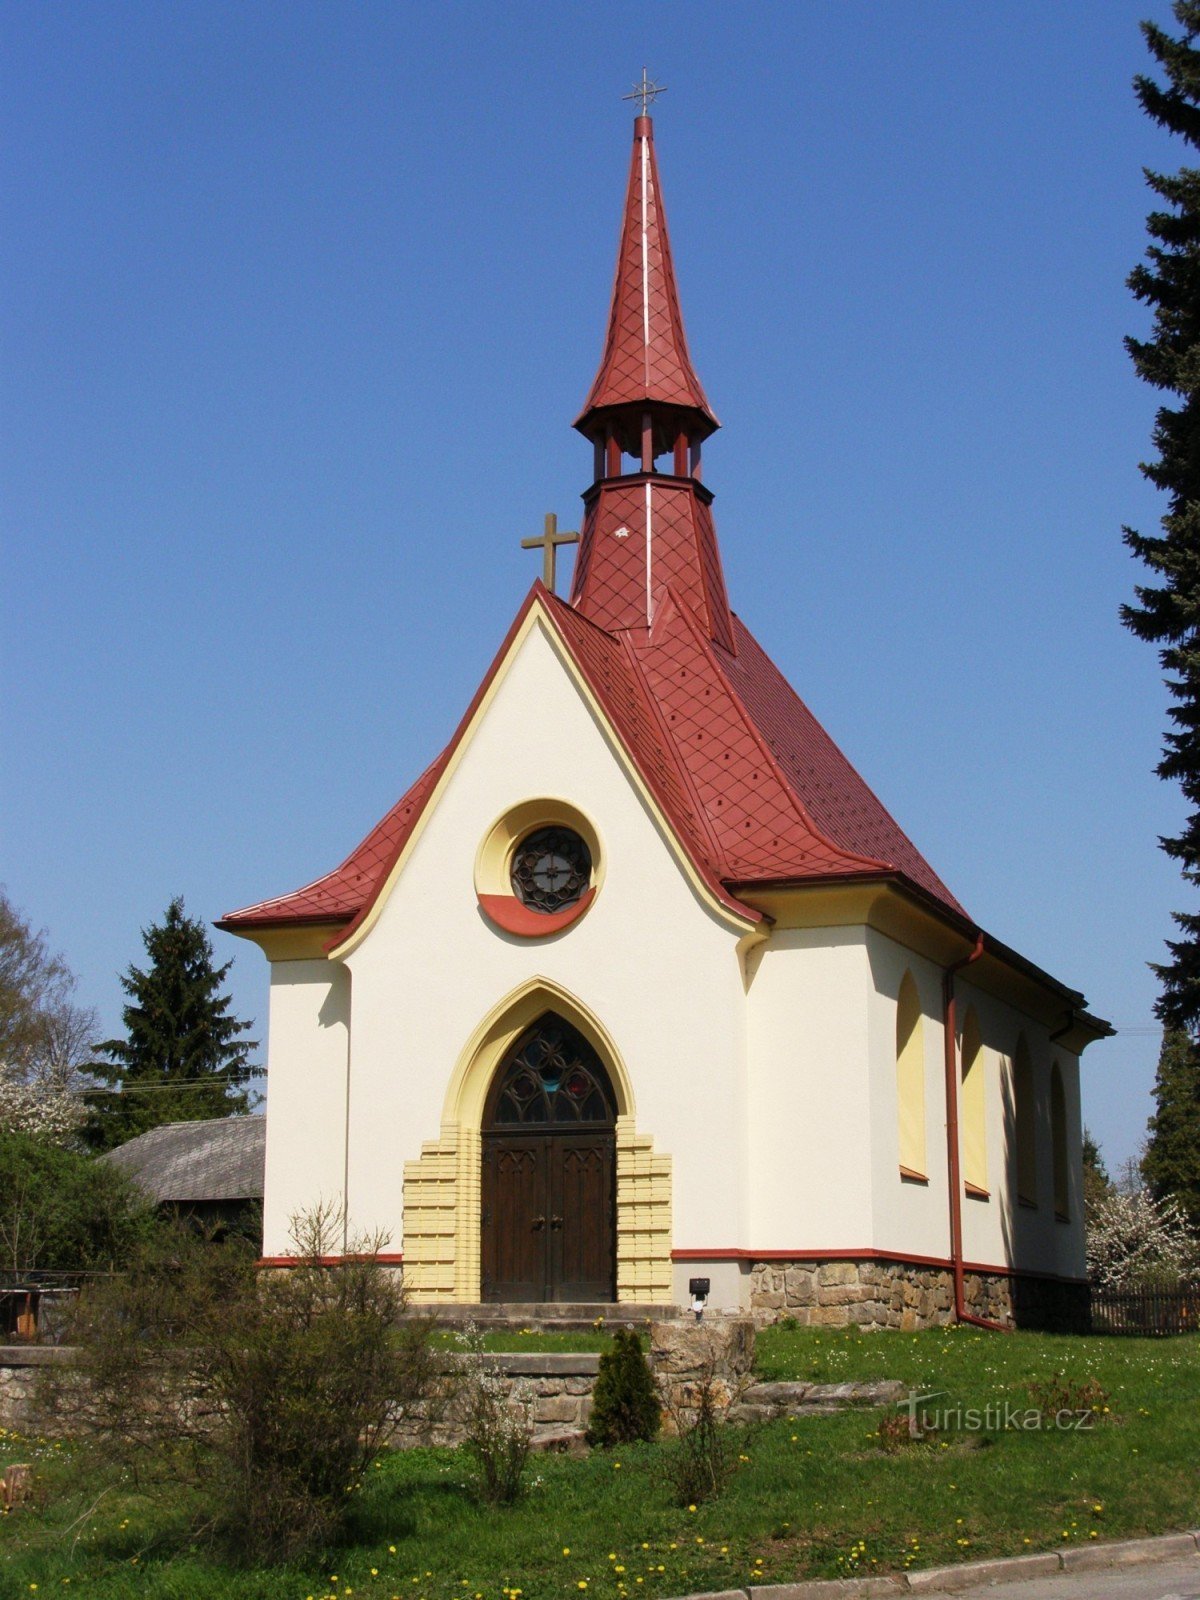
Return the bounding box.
[942,934,1010,1333]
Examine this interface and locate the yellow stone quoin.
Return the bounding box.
[400,977,672,1305]
[401,1116,671,1304]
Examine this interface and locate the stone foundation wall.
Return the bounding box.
[748,1260,1089,1333]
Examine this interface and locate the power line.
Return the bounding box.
[78,1076,262,1095]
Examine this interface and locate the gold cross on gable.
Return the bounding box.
[623,67,666,116]
[522,512,580,594]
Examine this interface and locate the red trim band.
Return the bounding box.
[478,888,595,937]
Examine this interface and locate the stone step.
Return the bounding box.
[406,1302,678,1333]
[727,1378,906,1424]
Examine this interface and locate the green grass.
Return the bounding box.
[428,1330,613,1354]
[2,1327,1197,1599]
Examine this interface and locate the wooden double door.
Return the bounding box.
[481,1015,616,1303]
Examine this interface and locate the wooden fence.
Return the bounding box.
[1090,1283,1200,1336]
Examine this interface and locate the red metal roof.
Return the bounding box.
[219,584,962,935]
[717,619,967,914]
[575,116,718,439]
[220,114,966,940]
[569,476,735,650]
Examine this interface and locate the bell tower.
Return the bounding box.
[569,109,736,653]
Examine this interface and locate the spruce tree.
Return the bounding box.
[1124,3,1200,1031]
[1142,1029,1200,1226]
[585,1327,661,1446]
[85,898,257,1151]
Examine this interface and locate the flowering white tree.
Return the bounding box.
[0,1060,86,1145]
[1086,1186,1200,1290]
[0,889,96,1145]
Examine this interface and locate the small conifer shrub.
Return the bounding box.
[586,1326,661,1446]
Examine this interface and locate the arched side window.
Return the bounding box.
[960,1007,988,1194]
[1051,1061,1070,1221]
[896,972,927,1179]
[1013,1034,1037,1207]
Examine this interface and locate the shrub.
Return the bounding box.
[43,1203,436,1562]
[453,1322,533,1504]
[586,1327,660,1446]
[663,1365,736,1506]
[0,1131,154,1273]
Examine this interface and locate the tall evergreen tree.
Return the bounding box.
[1142,1028,1200,1226]
[1124,2,1200,1032]
[85,898,257,1152]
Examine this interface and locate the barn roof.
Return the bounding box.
[104,1117,265,1204]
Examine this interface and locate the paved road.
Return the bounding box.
[958,1555,1200,1599]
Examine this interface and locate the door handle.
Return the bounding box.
[532,1215,546,1230]
[550,1215,564,1230]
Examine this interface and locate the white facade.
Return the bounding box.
[254,606,1090,1313]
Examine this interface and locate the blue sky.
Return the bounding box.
[1,0,1186,1174]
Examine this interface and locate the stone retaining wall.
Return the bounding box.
[0,1347,66,1431]
[0,1321,760,1446]
[748,1260,1089,1332]
[394,1352,602,1449]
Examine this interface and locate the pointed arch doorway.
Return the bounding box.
[481,1013,616,1302]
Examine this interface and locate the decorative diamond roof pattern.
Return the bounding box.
[546,596,722,881]
[219,757,444,928]
[631,594,882,882]
[576,119,717,431]
[221,583,963,935]
[572,478,735,649]
[570,481,650,633]
[693,498,734,652]
[717,618,968,916]
[646,482,734,651]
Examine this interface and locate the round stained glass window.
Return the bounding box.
[510,826,592,914]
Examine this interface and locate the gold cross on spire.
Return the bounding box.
[623,67,666,116]
[522,512,579,594]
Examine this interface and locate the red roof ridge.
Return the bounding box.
[628,586,890,886]
[322,584,561,950]
[540,589,760,925]
[618,592,728,870]
[217,752,445,932]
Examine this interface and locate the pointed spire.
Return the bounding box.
[574,115,719,445]
[568,106,734,647]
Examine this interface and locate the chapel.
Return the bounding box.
[219,104,1110,1329]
